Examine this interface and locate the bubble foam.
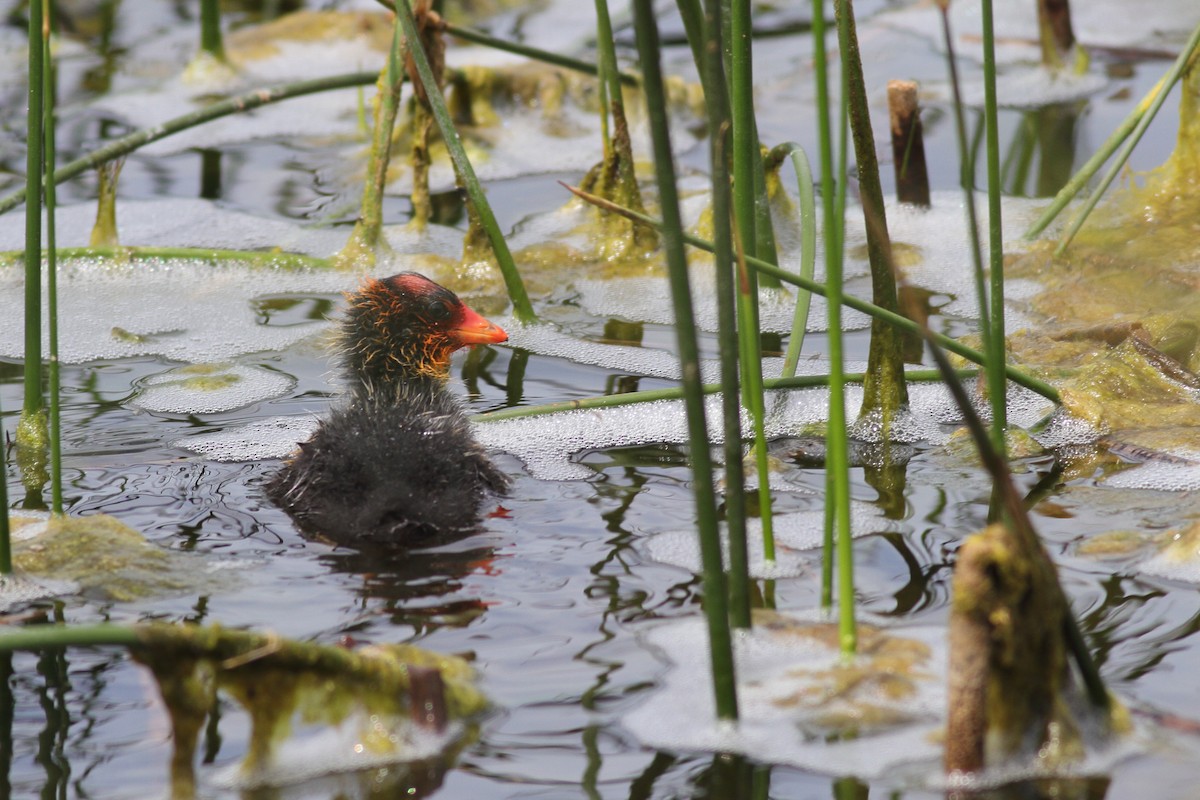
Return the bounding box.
[645,501,890,579]
[174,415,321,462]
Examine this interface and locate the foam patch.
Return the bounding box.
[645,501,890,579]
[131,363,295,414]
[174,415,322,462]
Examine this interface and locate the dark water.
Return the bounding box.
[3,1,1200,798]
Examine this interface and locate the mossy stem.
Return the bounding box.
[199,0,225,60]
[43,1,62,515]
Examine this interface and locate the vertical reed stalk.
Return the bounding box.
[835,0,908,438]
[0,395,9,571]
[826,0,857,651]
[396,0,536,322]
[697,0,751,629]
[936,3,994,384]
[980,0,1007,450]
[199,0,225,59]
[592,0,622,151]
[735,251,776,561]
[22,0,45,437]
[335,20,406,267]
[633,0,738,719]
[725,0,777,562]
[43,0,62,515]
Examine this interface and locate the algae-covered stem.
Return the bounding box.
[333,10,409,266]
[21,0,45,446]
[43,0,63,515]
[199,0,226,60]
[631,0,738,721]
[395,0,536,323]
[834,0,909,439]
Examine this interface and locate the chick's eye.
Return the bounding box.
[426,301,453,322]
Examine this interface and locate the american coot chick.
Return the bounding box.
[267,273,510,544]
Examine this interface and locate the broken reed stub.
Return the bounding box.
[887,80,931,209]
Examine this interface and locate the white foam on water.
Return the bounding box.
[131,363,295,414]
[174,415,322,462]
[480,378,1052,480]
[645,501,890,579]
[624,615,947,781]
[1105,460,1200,493]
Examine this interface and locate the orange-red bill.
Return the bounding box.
[452,304,508,346]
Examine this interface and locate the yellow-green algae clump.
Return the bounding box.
[751,609,936,740]
[11,514,215,602]
[946,523,1129,774]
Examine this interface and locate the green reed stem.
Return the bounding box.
[336,18,406,264]
[43,1,62,516]
[699,0,750,630]
[831,0,863,655]
[592,0,623,151]
[440,20,640,85]
[674,0,708,89]
[768,143,816,378]
[735,246,776,562]
[0,72,378,217]
[811,0,838,613]
[562,185,1062,403]
[397,0,536,323]
[980,0,1007,449]
[476,369,972,422]
[23,0,45,428]
[937,4,993,382]
[633,0,737,720]
[199,0,225,59]
[0,246,329,270]
[726,0,777,564]
[1053,21,1200,255]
